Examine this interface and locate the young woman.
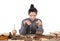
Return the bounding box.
[19,4,44,35]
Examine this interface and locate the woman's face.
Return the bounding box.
[29,12,37,21]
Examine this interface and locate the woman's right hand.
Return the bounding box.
[24,20,31,25]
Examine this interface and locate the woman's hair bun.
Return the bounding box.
[28,4,38,14]
[30,4,34,8]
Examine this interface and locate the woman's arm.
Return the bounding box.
[19,20,26,35]
[36,19,44,34]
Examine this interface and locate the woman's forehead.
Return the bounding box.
[29,12,37,15]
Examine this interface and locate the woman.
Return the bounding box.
[19,4,44,35]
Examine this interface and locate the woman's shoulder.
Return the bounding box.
[36,18,42,20]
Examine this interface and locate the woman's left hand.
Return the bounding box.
[36,20,42,27]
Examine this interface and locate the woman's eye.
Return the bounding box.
[30,15,36,16]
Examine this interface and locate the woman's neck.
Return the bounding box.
[29,18,36,21]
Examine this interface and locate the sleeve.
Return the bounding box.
[36,19,44,34]
[19,20,26,35]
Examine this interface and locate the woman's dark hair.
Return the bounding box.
[28,4,38,15]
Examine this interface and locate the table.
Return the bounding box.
[0,34,54,41]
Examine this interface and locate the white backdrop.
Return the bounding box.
[0,0,60,34]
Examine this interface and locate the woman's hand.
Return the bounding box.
[36,20,42,27]
[24,20,31,25]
